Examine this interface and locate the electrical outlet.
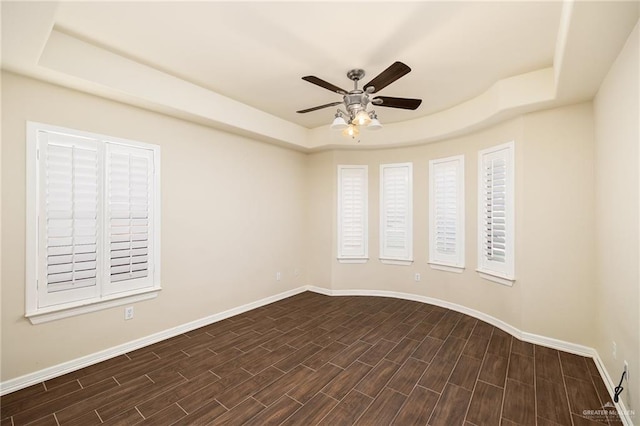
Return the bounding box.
[624,360,629,380]
[613,341,617,359]
[414,273,421,282]
[276,272,281,281]
[124,306,134,320]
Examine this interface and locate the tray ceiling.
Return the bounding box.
[2,1,638,149]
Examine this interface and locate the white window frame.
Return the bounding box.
[379,162,413,265]
[26,122,161,324]
[477,141,515,286]
[429,155,465,273]
[337,165,369,263]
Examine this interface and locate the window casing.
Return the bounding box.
[429,155,465,272]
[380,162,413,265]
[477,142,515,285]
[337,165,368,263]
[26,122,161,323]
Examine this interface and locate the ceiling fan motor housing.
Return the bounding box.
[344,91,370,116]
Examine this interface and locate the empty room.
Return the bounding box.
[1,1,639,425]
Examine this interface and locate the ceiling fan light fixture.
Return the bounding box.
[352,110,371,126]
[368,114,382,130]
[330,112,348,130]
[342,124,360,138]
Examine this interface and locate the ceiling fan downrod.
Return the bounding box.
[343,69,373,118]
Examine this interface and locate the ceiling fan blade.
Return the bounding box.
[296,101,342,114]
[302,76,347,95]
[372,96,422,110]
[364,62,412,93]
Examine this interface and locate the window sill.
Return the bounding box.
[429,263,465,273]
[476,269,515,287]
[380,258,414,266]
[337,258,369,264]
[26,288,161,324]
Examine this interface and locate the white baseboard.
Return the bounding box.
[2,284,633,426]
[0,286,308,396]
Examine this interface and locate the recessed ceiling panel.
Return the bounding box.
[52,1,562,128]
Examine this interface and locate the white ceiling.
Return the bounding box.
[2,1,638,149]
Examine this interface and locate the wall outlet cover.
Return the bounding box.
[124,306,134,320]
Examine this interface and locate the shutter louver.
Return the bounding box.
[434,163,458,255]
[107,147,152,287]
[37,132,102,308]
[46,144,99,292]
[429,155,464,270]
[482,157,507,263]
[477,142,514,283]
[380,163,413,263]
[338,166,368,260]
[384,168,408,250]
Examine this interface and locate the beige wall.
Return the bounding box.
[594,21,639,414]
[520,105,596,344]
[306,150,334,288]
[307,103,597,347]
[1,72,308,381]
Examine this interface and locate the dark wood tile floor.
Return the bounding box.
[1,292,622,425]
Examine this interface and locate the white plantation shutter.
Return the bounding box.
[380,163,413,264]
[37,132,102,307]
[482,157,506,262]
[477,142,515,283]
[106,144,155,293]
[337,166,368,262]
[28,122,161,321]
[429,156,464,270]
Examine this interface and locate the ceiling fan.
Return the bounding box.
[297,61,422,137]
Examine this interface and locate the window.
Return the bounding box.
[380,162,413,265]
[26,122,161,323]
[337,165,368,263]
[429,155,465,272]
[477,142,515,285]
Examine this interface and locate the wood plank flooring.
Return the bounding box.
[1,292,622,425]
